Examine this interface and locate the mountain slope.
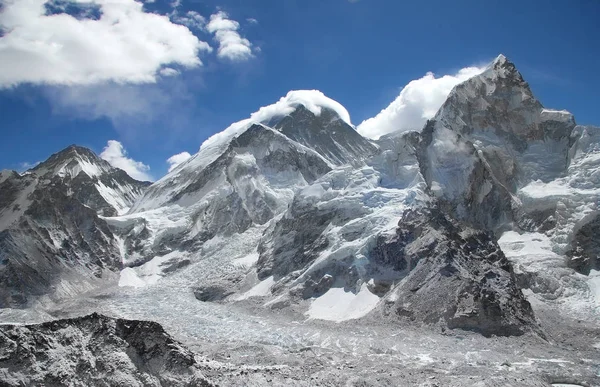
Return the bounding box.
[31,145,150,216]
[112,124,332,275]
[273,104,378,165]
[0,146,150,307]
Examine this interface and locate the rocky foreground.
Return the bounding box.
[0,313,213,387]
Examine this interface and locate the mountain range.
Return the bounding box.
[0,55,598,386]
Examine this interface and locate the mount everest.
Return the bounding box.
[0,55,598,386]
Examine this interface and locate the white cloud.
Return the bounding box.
[246,17,258,25]
[166,151,192,172]
[0,0,212,88]
[100,140,153,181]
[200,90,351,153]
[171,10,206,30]
[207,11,253,61]
[159,67,180,77]
[357,66,484,139]
[44,77,195,129]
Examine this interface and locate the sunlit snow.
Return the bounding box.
[306,283,380,322]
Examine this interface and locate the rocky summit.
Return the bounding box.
[0,56,599,386]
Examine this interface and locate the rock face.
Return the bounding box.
[0,146,149,307]
[273,105,378,165]
[567,213,600,274]
[0,313,213,387]
[419,55,576,230]
[31,145,150,216]
[378,207,537,337]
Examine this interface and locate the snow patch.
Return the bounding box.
[232,252,260,268]
[306,283,380,322]
[587,270,600,304]
[236,276,275,300]
[118,268,146,288]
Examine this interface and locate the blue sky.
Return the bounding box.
[0,0,598,180]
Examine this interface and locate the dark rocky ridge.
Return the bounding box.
[0,184,120,307]
[567,213,600,274]
[0,313,214,386]
[377,206,538,337]
[274,105,378,165]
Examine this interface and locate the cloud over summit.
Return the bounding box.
[357,66,484,139]
[100,140,153,181]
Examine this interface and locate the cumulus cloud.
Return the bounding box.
[0,0,212,88]
[100,140,153,181]
[171,10,206,30]
[357,66,484,139]
[166,151,192,172]
[207,11,253,61]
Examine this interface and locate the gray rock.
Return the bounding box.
[274,105,378,165]
[567,213,600,274]
[0,313,214,386]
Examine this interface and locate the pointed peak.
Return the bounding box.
[492,54,508,66]
[51,144,99,161]
[250,90,352,127]
[481,54,523,82]
[33,144,108,179]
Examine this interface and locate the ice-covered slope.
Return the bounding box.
[118,90,376,276]
[112,124,332,273]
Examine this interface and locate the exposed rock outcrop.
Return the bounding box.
[0,313,214,386]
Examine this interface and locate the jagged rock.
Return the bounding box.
[274,105,378,165]
[31,145,150,216]
[419,55,576,230]
[194,285,234,302]
[378,206,538,337]
[567,214,600,274]
[0,313,214,387]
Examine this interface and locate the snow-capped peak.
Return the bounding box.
[477,53,524,83]
[32,144,108,179]
[198,90,351,155]
[492,53,508,66]
[250,90,351,126]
